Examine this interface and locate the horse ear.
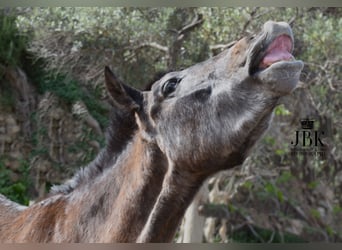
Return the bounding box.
[104,66,143,111]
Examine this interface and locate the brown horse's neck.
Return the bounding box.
[60,133,168,242]
[136,151,246,242]
[136,167,204,242]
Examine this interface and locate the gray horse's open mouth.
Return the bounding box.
[249,33,297,75]
[258,34,294,69]
[248,22,304,94]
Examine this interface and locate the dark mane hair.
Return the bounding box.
[50,106,138,195]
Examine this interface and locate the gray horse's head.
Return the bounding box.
[105,21,303,177]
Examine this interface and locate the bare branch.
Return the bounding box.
[241,7,260,34]
[178,13,204,38]
[132,42,169,53]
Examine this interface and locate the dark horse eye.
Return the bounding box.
[162,77,181,97]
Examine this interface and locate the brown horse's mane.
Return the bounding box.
[50,107,137,195]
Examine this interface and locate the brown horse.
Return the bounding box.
[0,21,303,242]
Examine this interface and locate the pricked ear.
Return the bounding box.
[104,66,143,111]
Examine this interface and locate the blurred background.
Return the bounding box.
[0,7,341,242]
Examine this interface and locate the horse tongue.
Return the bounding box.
[260,35,294,69]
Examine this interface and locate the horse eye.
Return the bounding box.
[162,77,180,97]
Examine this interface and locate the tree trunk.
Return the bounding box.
[178,182,208,242]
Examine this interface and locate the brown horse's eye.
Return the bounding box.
[162,77,181,97]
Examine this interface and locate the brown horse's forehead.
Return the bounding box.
[231,37,250,56]
[188,36,252,74]
[150,36,253,93]
[225,37,251,70]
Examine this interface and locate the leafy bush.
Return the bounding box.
[0,13,28,66]
[23,56,109,129]
[0,158,30,205]
[37,72,109,128]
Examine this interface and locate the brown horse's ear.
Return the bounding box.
[104,66,143,111]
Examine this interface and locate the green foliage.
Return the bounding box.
[274,104,291,116]
[0,13,28,66]
[0,158,30,205]
[307,181,319,190]
[263,135,276,146]
[276,171,293,184]
[275,148,286,156]
[231,226,306,243]
[326,226,335,237]
[0,80,15,111]
[38,74,80,104]
[310,209,321,219]
[34,70,109,128]
[227,203,238,213]
[242,180,254,190]
[264,181,284,203]
[333,205,342,215]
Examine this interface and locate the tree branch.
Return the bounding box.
[178,13,204,38]
[132,42,169,53]
[241,7,260,34]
